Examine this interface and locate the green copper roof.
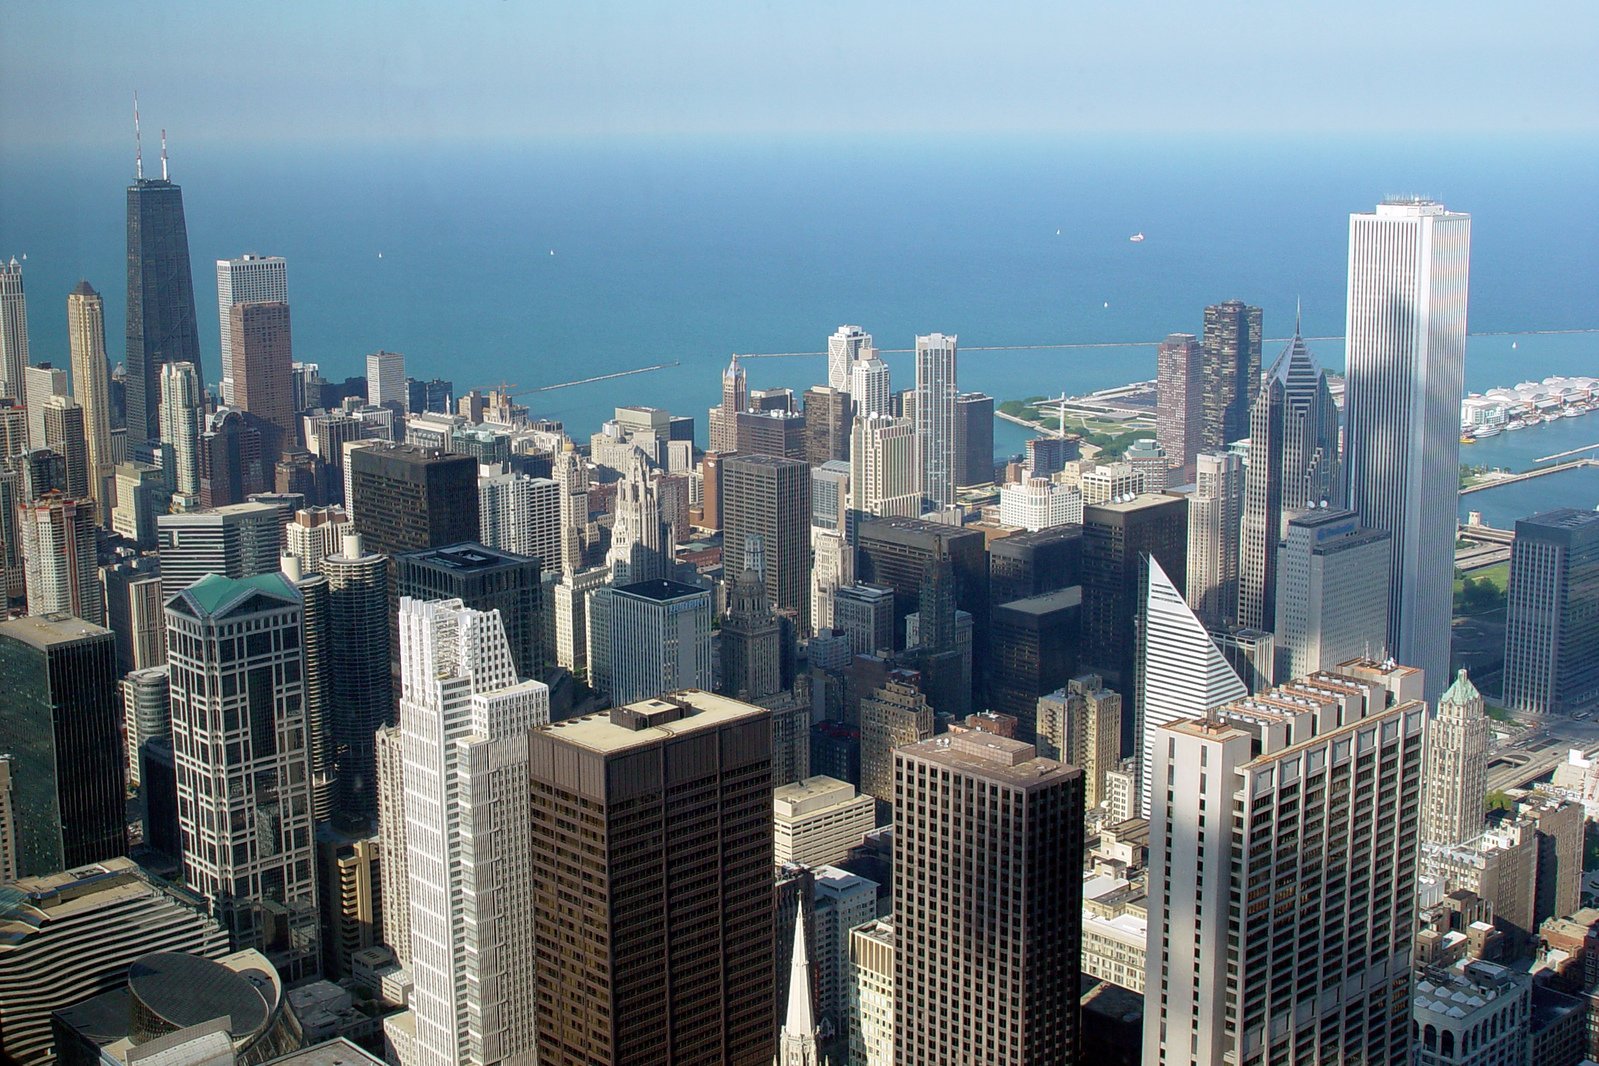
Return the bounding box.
[1440,667,1481,707]
[180,572,296,616]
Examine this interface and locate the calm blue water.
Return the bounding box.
[1457,410,1599,527]
[3,134,1596,471]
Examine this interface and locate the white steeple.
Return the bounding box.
[776,907,821,1066]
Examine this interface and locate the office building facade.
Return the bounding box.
[527,693,775,1065]
[913,333,958,508]
[1199,299,1262,450]
[1502,508,1599,716]
[895,733,1084,1065]
[722,453,811,632]
[126,168,202,444]
[1156,332,1204,480]
[1185,450,1243,626]
[1343,199,1471,698]
[164,573,320,979]
[1274,508,1392,680]
[217,254,287,405]
[0,615,124,878]
[349,443,479,557]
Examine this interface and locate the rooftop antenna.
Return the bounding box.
[160,128,168,181]
[1294,296,1302,338]
[133,92,143,180]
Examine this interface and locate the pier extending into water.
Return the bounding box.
[1537,443,1599,464]
[1459,457,1599,495]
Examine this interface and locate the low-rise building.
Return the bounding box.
[773,776,876,869]
[1081,874,1147,994]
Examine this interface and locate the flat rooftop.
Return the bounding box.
[539,690,766,754]
[995,586,1083,615]
[615,578,707,602]
[400,541,533,571]
[0,612,112,649]
[899,732,1079,788]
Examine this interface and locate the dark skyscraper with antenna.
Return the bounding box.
[125,112,201,444]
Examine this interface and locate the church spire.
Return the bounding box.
[776,908,820,1066]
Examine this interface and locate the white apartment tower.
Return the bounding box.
[478,469,561,573]
[1145,670,1426,1066]
[1344,199,1470,699]
[913,333,958,508]
[217,254,287,405]
[1137,554,1246,818]
[284,505,351,576]
[158,361,204,510]
[1185,450,1243,626]
[20,493,102,624]
[22,363,66,452]
[374,724,410,970]
[850,413,920,518]
[850,351,891,420]
[164,572,320,981]
[400,596,550,1066]
[0,258,28,402]
[366,350,406,410]
[66,282,115,524]
[998,477,1083,531]
[1423,668,1490,849]
[827,324,872,395]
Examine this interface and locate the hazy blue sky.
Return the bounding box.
[3,1,1596,147]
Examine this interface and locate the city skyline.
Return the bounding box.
[1,10,1597,1066]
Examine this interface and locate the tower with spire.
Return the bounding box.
[777,907,822,1066]
[710,353,748,453]
[125,102,201,445]
[1422,668,1490,848]
[1236,309,1341,632]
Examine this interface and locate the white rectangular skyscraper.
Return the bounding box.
[913,333,957,509]
[1343,199,1470,698]
[216,254,287,405]
[367,350,406,410]
[400,596,549,1066]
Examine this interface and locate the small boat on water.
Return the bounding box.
[1460,435,1476,445]
[1506,420,1526,431]
[1474,424,1503,438]
[1128,232,1145,243]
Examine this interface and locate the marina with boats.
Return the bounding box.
[1460,375,1599,442]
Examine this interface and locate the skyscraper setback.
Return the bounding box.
[1343,199,1470,697]
[66,282,115,523]
[216,254,287,405]
[126,139,202,444]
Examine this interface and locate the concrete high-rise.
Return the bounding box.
[325,533,394,821]
[1145,670,1425,1066]
[22,363,66,452]
[229,301,296,459]
[157,500,283,598]
[102,554,167,674]
[216,254,287,405]
[913,333,958,508]
[827,324,871,394]
[1199,299,1262,450]
[397,540,542,683]
[348,443,479,556]
[0,614,124,877]
[122,665,170,789]
[478,468,561,573]
[803,385,851,467]
[400,597,549,1066]
[1502,508,1599,716]
[954,392,994,487]
[894,732,1083,1065]
[527,693,775,1065]
[158,360,204,510]
[20,493,102,624]
[850,351,891,421]
[723,453,811,632]
[596,578,713,705]
[126,155,202,444]
[605,450,671,585]
[1137,554,1246,818]
[1185,450,1243,626]
[1156,332,1203,480]
[1237,323,1342,632]
[858,669,933,805]
[164,572,319,979]
[1424,668,1490,849]
[0,258,27,402]
[1344,199,1471,698]
[1036,673,1121,808]
[365,350,406,410]
[66,282,114,522]
[1274,507,1392,680]
[42,395,89,501]
[850,413,920,519]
